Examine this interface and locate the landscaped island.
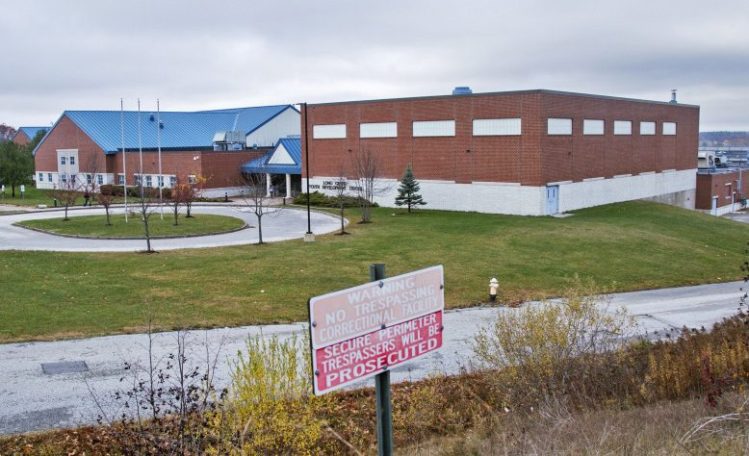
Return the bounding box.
[16,213,246,239]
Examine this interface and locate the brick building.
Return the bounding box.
[302,89,700,215]
[12,127,49,146]
[34,105,300,196]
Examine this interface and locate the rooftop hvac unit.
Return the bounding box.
[452,86,472,95]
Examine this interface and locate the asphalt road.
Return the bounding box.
[0,204,340,251]
[0,280,744,435]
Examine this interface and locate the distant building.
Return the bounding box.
[12,126,49,146]
[696,147,749,215]
[33,105,300,196]
[302,89,699,215]
[241,137,302,198]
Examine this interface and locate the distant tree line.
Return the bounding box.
[0,130,43,197]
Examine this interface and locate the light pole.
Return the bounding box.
[303,102,314,242]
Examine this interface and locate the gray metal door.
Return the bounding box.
[546,185,559,215]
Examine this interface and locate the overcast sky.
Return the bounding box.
[1,0,747,131]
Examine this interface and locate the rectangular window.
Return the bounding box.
[727,184,733,198]
[640,121,656,135]
[47,173,52,182]
[312,124,346,139]
[547,118,572,135]
[134,174,142,185]
[188,175,197,185]
[70,174,76,184]
[97,174,103,185]
[61,174,67,183]
[145,175,153,187]
[157,175,164,187]
[60,156,66,165]
[583,119,604,135]
[169,176,177,187]
[663,122,677,135]
[413,120,455,137]
[473,118,522,136]
[360,122,397,138]
[118,174,125,185]
[86,174,92,184]
[69,156,75,165]
[38,173,44,182]
[614,120,632,135]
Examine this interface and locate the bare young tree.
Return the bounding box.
[351,148,387,224]
[333,171,349,235]
[239,173,270,245]
[81,153,104,207]
[136,176,157,253]
[171,182,194,226]
[52,176,80,221]
[97,185,115,225]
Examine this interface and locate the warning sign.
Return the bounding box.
[309,265,444,395]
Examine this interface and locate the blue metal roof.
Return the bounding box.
[17,126,49,140]
[43,105,292,154]
[241,137,301,175]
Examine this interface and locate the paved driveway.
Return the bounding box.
[0,280,744,435]
[0,205,340,251]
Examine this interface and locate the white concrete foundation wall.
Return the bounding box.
[202,186,246,198]
[557,169,697,213]
[306,177,546,215]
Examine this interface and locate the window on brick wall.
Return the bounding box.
[640,121,656,135]
[614,120,632,135]
[118,174,125,185]
[413,120,456,137]
[663,122,677,135]
[169,176,177,187]
[547,118,572,135]
[360,122,397,138]
[727,184,733,198]
[583,119,604,135]
[313,124,346,139]
[473,118,522,136]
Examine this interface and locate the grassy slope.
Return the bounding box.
[1,201,747,342]
[0,186,60,207]
[17,214,246,238]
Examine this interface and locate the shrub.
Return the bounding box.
[473,277,635,406]
[204,334,331,454]
[293,191,378,208]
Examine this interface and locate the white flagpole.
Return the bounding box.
[121,98,128,223]
[157,98,163,219]
[138,98,143,194]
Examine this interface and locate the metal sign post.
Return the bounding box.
[370,263,393,456]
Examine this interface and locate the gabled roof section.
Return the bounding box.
[241,137,301,175]
[17,126,49,140]
[52,105,291,154]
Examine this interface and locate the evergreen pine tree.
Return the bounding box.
[394,165,426,213]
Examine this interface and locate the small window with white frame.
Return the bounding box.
[157,175,164,187]
[145,175,153,187]
[47,173,52,182]
[640,121,656,135]
[97,174,103,185]
[473,118,522,136]
[614,120,632,135]
[547,118,572,135]
[69,156,75,165]
[60,156,66,165]
[118,174,125,185]
[86,174,93,184]
[583,119,604,135]
[169,176,177,187]
[662,122,677,135]
[38,172,44,182]
[188,175,197,185]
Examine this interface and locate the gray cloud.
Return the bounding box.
[1,0,747,130]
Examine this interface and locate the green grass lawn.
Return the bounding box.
[16,213,246,238]
[0,186,59,207]
[1,201,748,342]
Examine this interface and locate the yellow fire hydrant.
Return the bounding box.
[489,277,499,302]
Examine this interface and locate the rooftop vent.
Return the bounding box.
[149,113,155,122]
[452,86,472,95]
[670,89,678,104]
